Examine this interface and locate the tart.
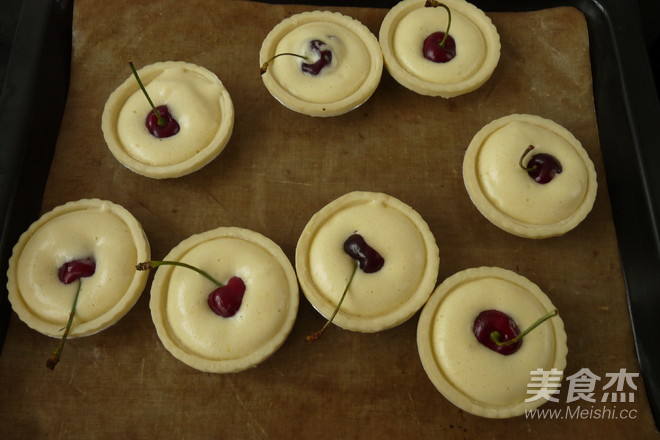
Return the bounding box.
[102,61,234,179]
[259,11,383,117]
[417,266,567,418]
[463,113,598,238]
[379,0,500,97]
[296,191,439,333]
[6,199,150,338]
[149,227,299,373]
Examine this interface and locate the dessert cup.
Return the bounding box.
[149,227,299,373]
[260,11,383,117]
[379,0,500,97]
[102,61,234,178]
[296,191,439,333]
[6,199,151,338]
[417,266,567,418]
[463,113,598,238]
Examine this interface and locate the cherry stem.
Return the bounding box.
[491,309,558,347]
[260,53,309,75]
[136,260,224,287]
[128,61,166,127]
[306,261,358,343]
[425,0,452,48]
[519,144,538,172]
[47,279,83,370]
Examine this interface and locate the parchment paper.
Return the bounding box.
[1,0,658,438]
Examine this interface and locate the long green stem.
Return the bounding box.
[136,260,224,287]
[128,61,166,127]
[519,144,538,172]
[47,279,83,370]
[425,0,452,48]
[491,309,558,347]
[135,260,224,287]
[260,53,309,75]
[306,261,358,342]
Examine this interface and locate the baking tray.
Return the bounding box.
[0,0,72,347]
[1,0,659,436]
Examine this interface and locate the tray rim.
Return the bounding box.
[0,0,658,430]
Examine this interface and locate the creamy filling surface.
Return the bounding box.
[432,276,556,406]
[307,200,427,318]
[164,237,291,360]
[392,7,486,83]
[476,120,589,224]
[16,210,138,324]
[269,22,372,103]
[116,65,224,166]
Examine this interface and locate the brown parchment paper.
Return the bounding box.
[1,0,658,438]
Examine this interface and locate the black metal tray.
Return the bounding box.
[1,0,659,429]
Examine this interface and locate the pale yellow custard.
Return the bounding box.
[463,114,598,238]
[379,0,500,97]
[296,191,439,333]
[149,227,299,373]
[6,199,150,338]
[260,11,383,117]
[102,61,234,178]
[417,267,567,418]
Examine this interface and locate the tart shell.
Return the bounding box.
[149,227,299,373]
[6,199,151,338]
[260,11,383,117]
[463,113,598,238]
[296,191,439,333]
[102,61,234,179]
[417,266,568,418]
[379,0,500,97]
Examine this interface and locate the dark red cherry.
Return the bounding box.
[423,32,456,63]
[301,40,333,76]
[526,153,563,183]
[58,257,96,284]
[146,105,180,138]
[520,145,562,184]
[207,276,246,317]
[343,234,384,273]
[473,309,522,355]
